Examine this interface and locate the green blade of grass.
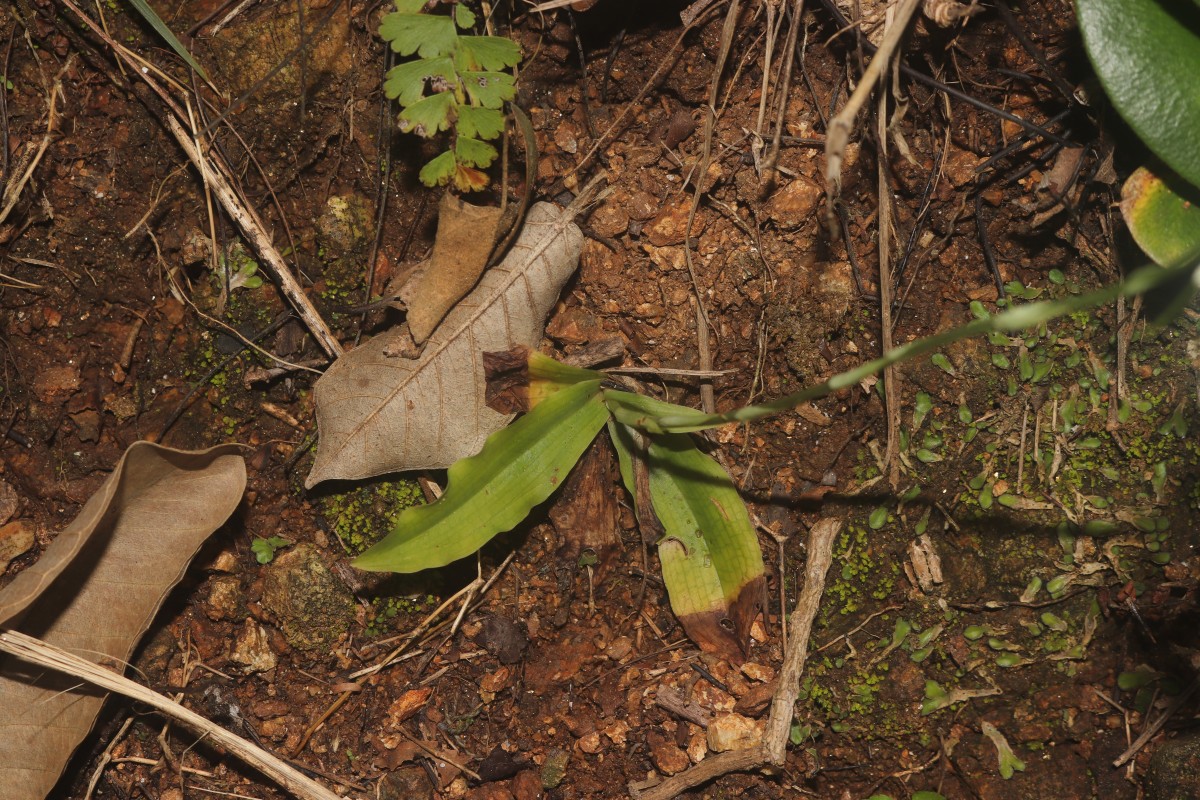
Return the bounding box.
[353,379,608,573]
[649,261,1193,433]
[125,0,210,80]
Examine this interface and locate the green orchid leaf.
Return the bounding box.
[455,135,499,168]
[383,56,456,107]
[645,260,1192,433]
[352,380,609,573]
[379,11,458,59]
[602,389,714,434]
[418,149,456,187]
[456,36,522,71]
[453,3,477,29]
[1121,165,1200,269]
[457,105,507,140]
[398,91,457,137]
[462,71,517,109]
[1076,0,1200,188]
[646,433,765,662]
[126,0,210,80]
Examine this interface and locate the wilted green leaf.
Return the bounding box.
[647,433,765,662]
[398,91,457,137]
[379,12,458,59]
[353,380,609,572]
[462,71,517,109]
[981,721,1026,779]
[455,135,499,168]
[457,105,507,140]
[457,36,522,71]
[384,56,457,106]
[1121,166,1200,269]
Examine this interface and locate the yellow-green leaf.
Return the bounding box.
[1121,165,1200,269]
[647,434,765,662]
[352,379,608,573]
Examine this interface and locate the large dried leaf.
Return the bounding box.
[0,442,246,800]
[306,201,583,487]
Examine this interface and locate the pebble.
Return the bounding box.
[0,478,19,525]
[706,713,764,753]
[650,736,690,775]
[260,544,353,651]
[0,520,34,573]
[588,201,630,239]
[229,619,277,674]
[764,175,823,230]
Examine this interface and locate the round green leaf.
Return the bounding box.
[1076,0,1200,188]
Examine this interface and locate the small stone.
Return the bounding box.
[740,662,775,683]
[33,365,81,403]
[387,687,432,727]
[576,731,603,754]
[316,195,370,254]
[0,520,35,573]
[1146,731,1200,800]
[604,719,630,747]
[260,544,353,651]
[626,190,659,220]
[706,713,764,753]
[687,729,708,764]
[764,176,823,229]
[589,201,630,239]
[692,682,735,713]
[645,200,702,247]
[230,620,277,674]
[205,575,243,621]
[0,478,19,525]
[540,748,569,790]
[480,665,513,694]
[650,736,690,775]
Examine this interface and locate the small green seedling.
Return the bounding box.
[251,535,291,564]
[981,721,1026,779]
[379,0,521,191]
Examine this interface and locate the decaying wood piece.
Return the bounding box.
[548,435,622,580]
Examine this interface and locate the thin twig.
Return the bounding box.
[0,630,345,800]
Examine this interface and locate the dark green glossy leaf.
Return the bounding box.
[1076,0,1200,187]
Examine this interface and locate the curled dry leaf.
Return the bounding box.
[306,201,584,487]
[401,192,504,344]
[0,442,246,800]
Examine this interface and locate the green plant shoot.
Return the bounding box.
[352,378,608,573]
[379,0,521,191]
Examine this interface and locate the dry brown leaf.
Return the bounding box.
[401,193,504,344]
[0,442,246,800]
[305,201,584,487]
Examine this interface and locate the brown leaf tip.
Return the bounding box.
[484,346,532,414]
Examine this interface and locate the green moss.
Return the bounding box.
[320,477,425,555]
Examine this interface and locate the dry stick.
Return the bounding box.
[0,630,347,800]
[684,0,741,413]
[0,54,71,226]
[55,0,343,360]
[1113,675,1200,767]
[761,0,805,184]
[875,21,900,489]
[163,115,342,358]
[823,0,921,233]
[632,519,840,800]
